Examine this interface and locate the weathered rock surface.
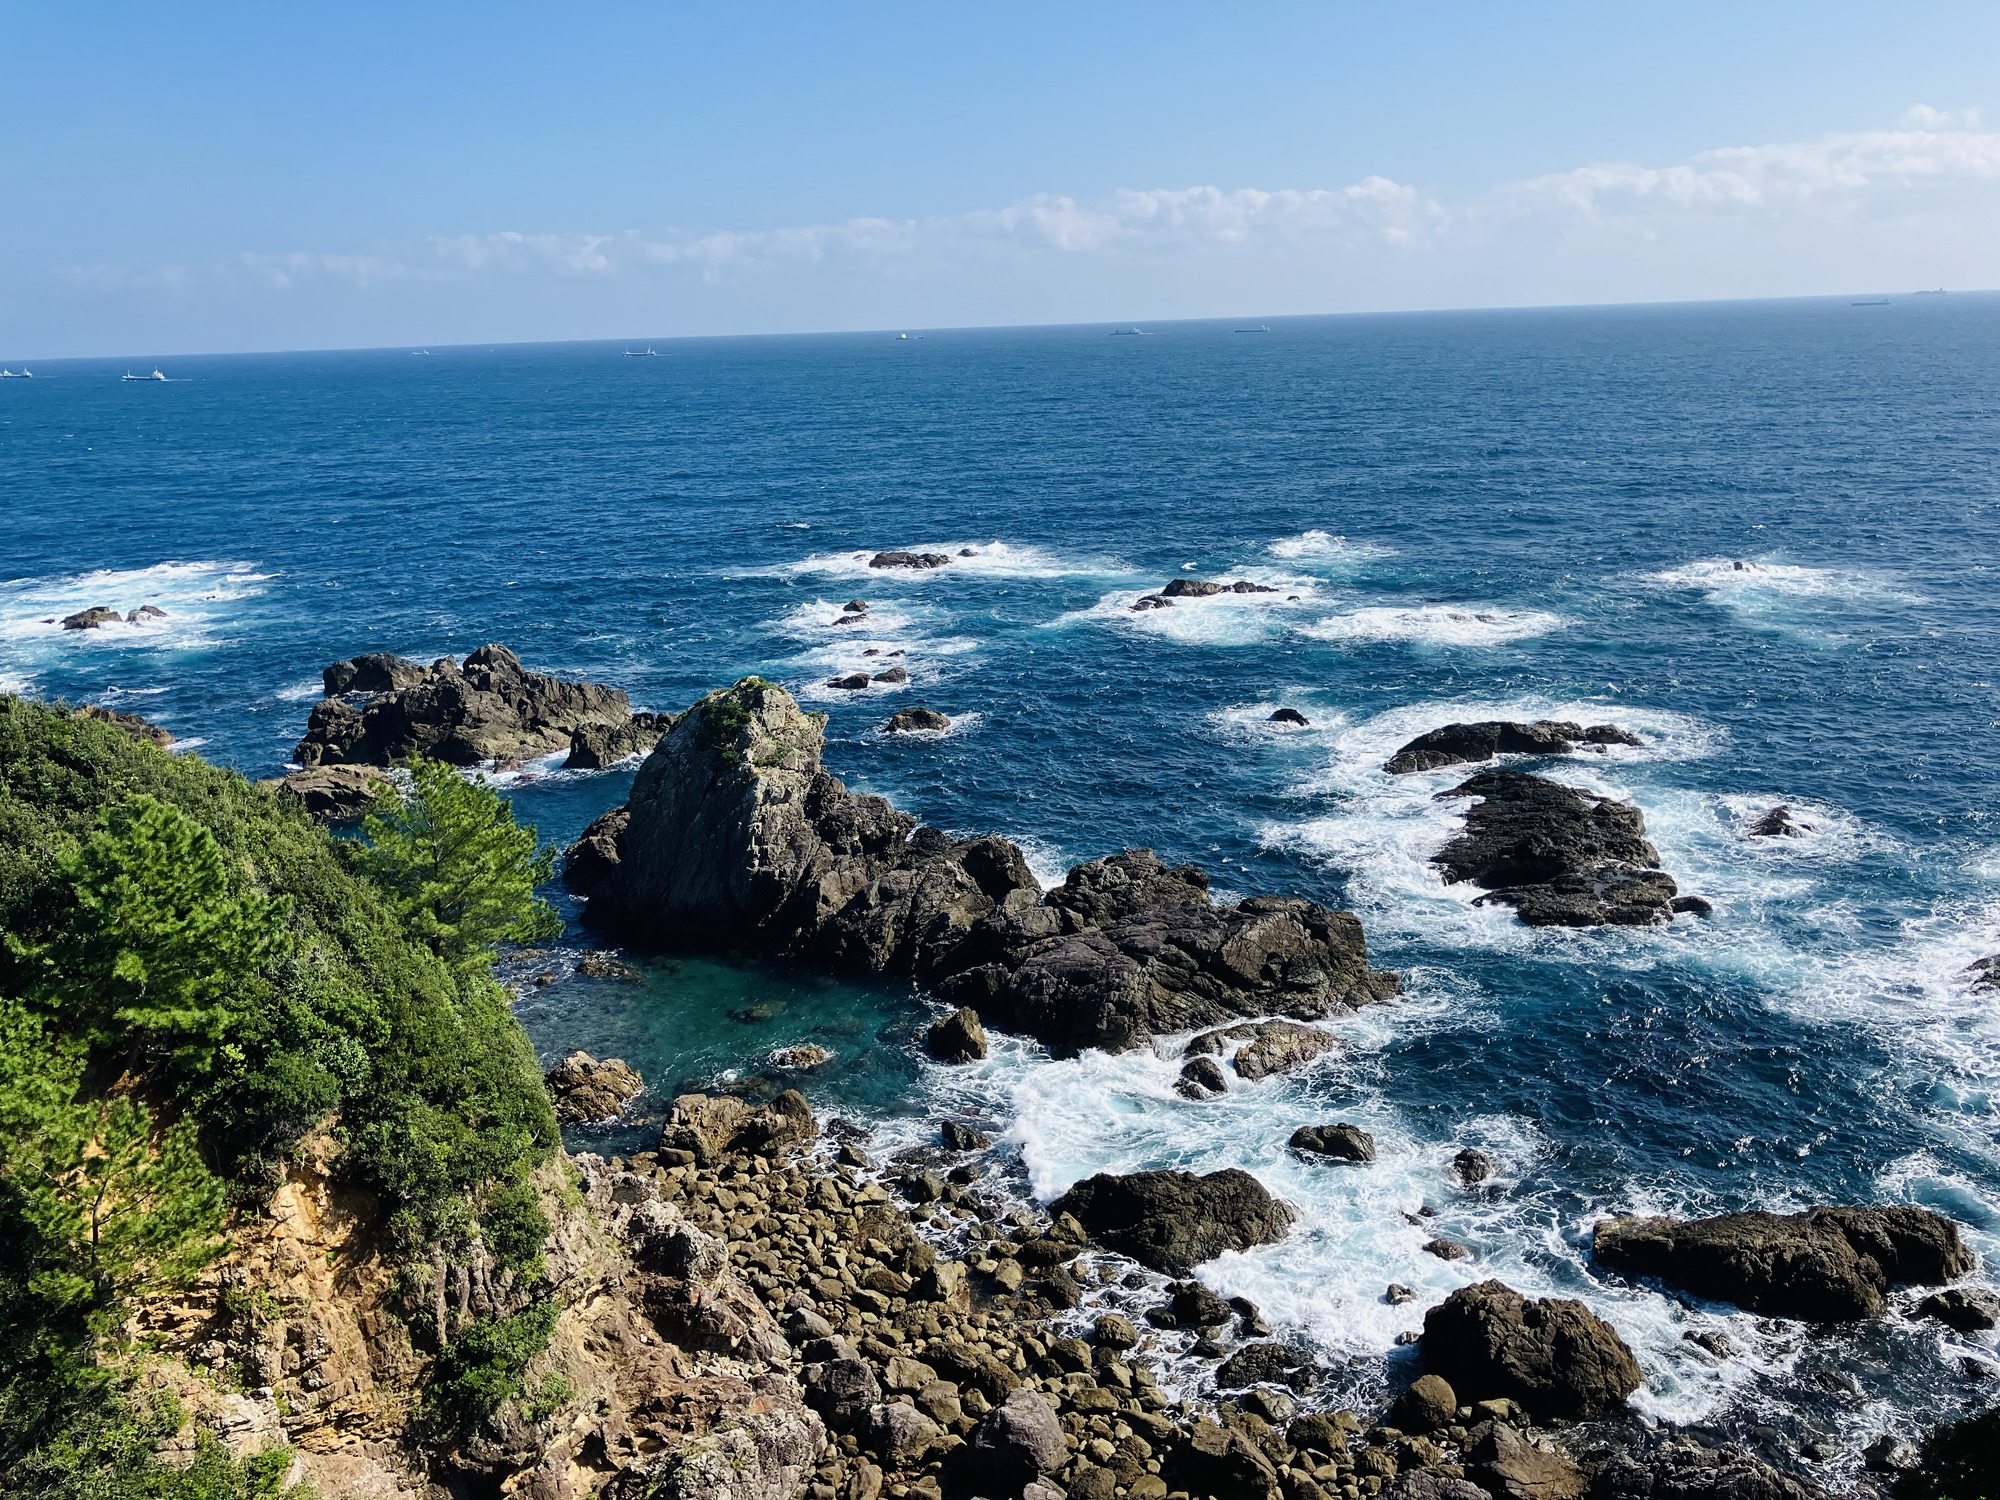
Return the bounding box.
[885,706,951,733]
[1454,1147,1498,1184]
[1593,1205,1975,1320]
[1384,720,1640,776]
[1747,805,1813,838]
[1589,1437,1826,1500]
[1290,1124,1376,1162]
[565,712,672,770]
[869,550,951,569]
[267,764,391,824]
[1052,1168,1296,1275]
[570,679,1397,1056]
[1468,1421,1587,1500]
[72,703,174,746]
[658,1090,816,1167]
[1434,769,1691,927]
[1216,1341,1314,1390]
[323,652,431,696]
[1917,1286,2000,1332]
[296,643,640,769]
[924,1006,987,1063]
[61,606,123,629]
[544,1051,644,1124]
[1186,1018,1340,1080]
[1421,1280,1642,1421]
[1390,1373,1457,1433]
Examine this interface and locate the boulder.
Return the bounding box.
[1269,708,1311,727]
[924,1007,987,1064]
[869,551,951,570]
[1390,1374,1457,1433]
[863,1402,940,1466]
[885,707,951,733]
[826,673,871,691]
[1094,1314,1139,1349]
[1747,805,1812,838]
[566,711,672,770]
[1454,1147,1497,1184]
[802,1357,881,1432]
[1467,1422,1586,1500]
[1052,1168,1296,1275]
[128,604,168,621]
[1421,1280,1642,1421]
[1384,720,1640,776]
[1131,594,1174,611]
[295,643,638,768]
[658,1090,815,1165]
[60,606,122,630]
[1187,1019,1340,1080]
[268,764,390,824]
[965,1386,1066,1489]
[1387,1477,1491,1500]
[1176,1056,1228,1098]
[1434,769,1687,927]
[1588,1437,1827,1500]
[1290,1124,1375,1163]
[940,1120,990,1151]
[1426,1238,1473,1261]
[871,667,908,684]
[1167,1416,1282,1500]
[769,1044,832,1071]
[544,1052,644,1124]
[1916,1286,2000,1332]
[1161,578,1226,598]
[1591,1205,1975,1320]
[322,652,428,696]
[72,704,173,747]
[1216,1341,1313,1390]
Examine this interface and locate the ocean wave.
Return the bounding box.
[1646,558,1919,641]
[1298,604,1570,648]
[753,540,1142,583]
[1267,530,1396,565]
[1067,574,1322,648]
[0,560,271,666]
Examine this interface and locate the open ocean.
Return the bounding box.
[5,297,1999,1469]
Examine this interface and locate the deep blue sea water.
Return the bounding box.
[5,298,1999,1465]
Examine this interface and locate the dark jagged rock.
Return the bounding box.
[1131,594,1174,611]
[1591,1205,1975,1320]
[72,704,173,746]
[963,1386,1066,1489]
[1215,1341,1314,1390]
[571,680,1397,1057]
[940,1120,989,1151]
[294,643,637,768]
[1469,1421,1587,1500]
[1291,1124,1375,1162]
[658,1089,815,1166]
[268,764,390,824]
[60,606,122,630]
[1391,1374,1457,1433]
[562,806,630,902]
[1965,955,2000,990]
[1269,707,1311,727]
[871,667,908,684]
[1159,578,1278,598]
[869,550,951,570]
[1384,720,1641,776]
[1421,1280,1641,1421]
[884,706,951,733]
[565,711,673,770]
[1186,1018,1340,1080]
[924,1006,987,1063]
[127,604,167,622]
[544,1051,644,1124]
[1454,1147,1497,1184]
[1425,1237,1473,1261]
[1899,1405,2000,1500]
[1053,1168,1296,1275]
[1917,1286,2000,1332]
[1176,1055,1228,1098]
[1589,1437,1827,1500]
[322,651,429,696]
[1748,805,1813,838]
[1434,768,1688,927]
[826,673,871,690]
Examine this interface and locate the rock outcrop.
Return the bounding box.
[295,644,643,769]
[1589,1437,1827,1500]
[1747,805,1812,838]
[925,1006,987,1063]
[1591,1205,1976,1320]
[657,1090,816,1167]
[267,764,392,824]
[565,713,673,770]
[870,550,951,569]
[1290,1124,1375,1162]
[1434,769,1696,927]
[1420,1280,1642,1421]
[72,703,174,746]
[1187,1019,1339,1080]
[1130,578,1279,610]
[544,1051,645,1124]
[885,706,952,733]
[1917,1286,2000,1331]
[1052,1168,1296,1275]
[61,606,123,629]
[569,679,1398,1056]
[1384,720,1640,776]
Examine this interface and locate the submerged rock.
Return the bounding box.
[1434,768,1689,927]
[1421,1280,1641,1421]
[60,606,122,630]
[1748,805,1813,838]
[1269,707,1311,727]
[570,679,1397,1057]
[1384,720,1640,775]
[295,643,638,768]
[544,1051,644,1124]
[1052,1167,1296,1275]
[1591,1205,1975,1319]
[869,550,951,570]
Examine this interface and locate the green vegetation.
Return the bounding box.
[0,699,566,1493]
[415,1299,560,1436]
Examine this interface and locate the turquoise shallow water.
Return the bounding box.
[4,297,1999,1458]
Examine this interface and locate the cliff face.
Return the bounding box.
[133,1134,823,1500]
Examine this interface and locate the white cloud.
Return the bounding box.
[17,117,2000,355]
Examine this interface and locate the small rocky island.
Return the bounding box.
[1383,719,1641,775]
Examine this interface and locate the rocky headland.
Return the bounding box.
[292,643,669,772]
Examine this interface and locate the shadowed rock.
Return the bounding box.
[61,606,122,630]
[1186,1019,1340,1080]
[1053,1167,1295,1275]
[73,704,173,747]
[924,1007,986,1063]
[1385,720,1640,775]
[1434,768,1690,927]
[1592,1205,1975,1320]
[1421,1280,1641,1421]
[1291,1124,1375,1162]
[1588,1437,1828,1500]
[869,550,951,570]
[269,764,390,824]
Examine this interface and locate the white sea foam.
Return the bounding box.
[755,540,1141,583]
[873,709,984,742]
[1211,700,1346,741]
[0,560,271,672]
[1068,573,1322,648]
[1298,604,1569,648]
[1267,530,1396,565]
[1646,558,1918,640]
[275,678,326,702]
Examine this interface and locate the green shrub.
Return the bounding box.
[417,1299,561,1436]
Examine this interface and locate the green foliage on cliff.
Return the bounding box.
[0,696,563,1492]
[416,1298,561,1435]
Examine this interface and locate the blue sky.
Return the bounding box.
[6,1,1999,356]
